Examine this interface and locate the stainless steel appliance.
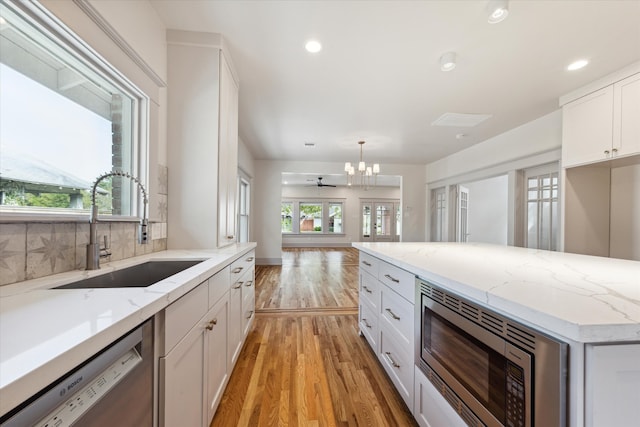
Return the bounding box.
[0,319,153,427]
[416,279,568,427]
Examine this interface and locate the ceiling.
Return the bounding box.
[151,0,640,167]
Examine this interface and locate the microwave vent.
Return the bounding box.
[419,280,538,354]
[506,324,536,352]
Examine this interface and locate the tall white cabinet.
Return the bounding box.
[167,30,239,249]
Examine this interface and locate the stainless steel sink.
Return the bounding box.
[55,260,204,289]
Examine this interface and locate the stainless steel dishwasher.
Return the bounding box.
[0,319,153,427]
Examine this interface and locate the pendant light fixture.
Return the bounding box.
[345,141,379,188]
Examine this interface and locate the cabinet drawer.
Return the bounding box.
[380,285,414,348]
[360,269,380,311]
[378,261,415,303]
[359,301,378,351]
[164,282,209,354]
[359,251,379,277]
[379,326,414,411]
[208,266,230,308]
[230,250,256,282]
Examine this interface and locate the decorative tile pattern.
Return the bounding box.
[110,223,136,261]
[26,223,76,280]
[0,224,27,285]
[158,165,168,195]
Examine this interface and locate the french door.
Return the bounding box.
[360,200,398,242]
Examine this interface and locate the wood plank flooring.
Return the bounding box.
[211,248,417,427]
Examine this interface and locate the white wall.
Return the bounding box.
[254,160,425,264]
[610,164,640,260]
[425,111,563,244]
[281,185,400,246]
[462,175,509,245]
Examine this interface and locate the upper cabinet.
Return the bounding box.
[166,31,239,249]
[561,65,640,169]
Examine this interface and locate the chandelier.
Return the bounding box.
[344,140,380,188]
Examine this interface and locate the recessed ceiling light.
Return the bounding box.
[305,40,322,53]
[440,52,457,72]
[567,59,589,71]
[487,0,509,24]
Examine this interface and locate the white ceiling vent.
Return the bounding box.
[431,113,493,128]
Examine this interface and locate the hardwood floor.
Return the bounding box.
[211,248,417,427]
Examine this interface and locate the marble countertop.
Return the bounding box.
[353,242,640,343]
[0,243,256,417]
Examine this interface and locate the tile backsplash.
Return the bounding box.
[0,221,167,286]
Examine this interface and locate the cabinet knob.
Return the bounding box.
[244,280,253,287]
[206,319,218,330]
[604,150,610,155]
[612,148,618,153]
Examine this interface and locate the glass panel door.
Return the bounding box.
[374,202,394,242]
[360,200,397,242]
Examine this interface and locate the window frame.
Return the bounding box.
[281,198,346,236]
[0,0,149,222]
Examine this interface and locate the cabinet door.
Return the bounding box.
[241,279,255,336]
[562,85,614,168]
[217,51,239,247]
[613,73,640,157]
[228,280,243,367]
[160,322,206,427]
[414,366,467,427]
[205,295,229,424]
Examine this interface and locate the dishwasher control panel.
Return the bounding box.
[35,348,141,427]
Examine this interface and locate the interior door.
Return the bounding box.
[456,186,469,242]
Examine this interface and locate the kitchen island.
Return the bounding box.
[0,242,256,423]
[353,242,640,427]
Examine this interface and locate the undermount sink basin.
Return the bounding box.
[55,260,204,289]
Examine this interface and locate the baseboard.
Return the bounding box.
[281,242,353,248]
[256,257,282,266]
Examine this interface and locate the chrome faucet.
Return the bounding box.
[86,171,149,270]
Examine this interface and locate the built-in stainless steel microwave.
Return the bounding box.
[416,279,568,427]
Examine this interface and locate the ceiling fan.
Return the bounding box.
[306,177,336,187]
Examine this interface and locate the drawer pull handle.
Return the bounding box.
[245,280,253,287]
[362,285,373,294]
[232,267,243,274]
[246,257,254,262]
[384,274,400,283]
[227,235,235,239]
[206,319,218,330]
[385,308,400,320]
[362,260,372,267]
[362,318,372,329]
[384,352,400,368]
[246,310,254,319]
[232,282,243,289]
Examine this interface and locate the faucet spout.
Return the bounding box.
[86,170,149,270]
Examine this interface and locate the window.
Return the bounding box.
[328,202,342,233]
[281,201,293,233]
[525,165,559,251]
[281,199,344,235]
[238,176,250,242]
[0,1,147,217]
[300,202,322,233]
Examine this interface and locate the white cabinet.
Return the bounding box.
[217,51,239,248]
[586,343,640,427]
[228,250,255,366]
[614,73,640,158]
[562,71,640,168]
[414,367,467,427]
[205,296,229,423]
[357,252,414,412]
[167,30,239,249]
[160,250,256,426]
